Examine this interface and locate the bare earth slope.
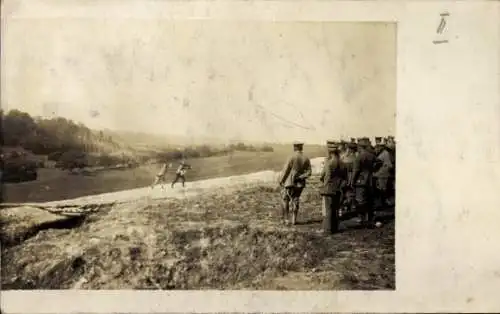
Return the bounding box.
[1,158,395,290]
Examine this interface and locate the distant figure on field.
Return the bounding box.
[151,162,172,190]
[171,159,192,188]
[277,141,312,225]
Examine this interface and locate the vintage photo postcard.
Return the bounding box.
[1,0,499,313]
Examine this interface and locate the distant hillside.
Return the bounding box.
[0,109,129,156]
[1,109,321,167]
[102,129,251,149]
[104,129,325,153]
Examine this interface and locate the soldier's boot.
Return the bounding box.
[376,188,387,210]
[281,200,290,224]
[321,197,327,218]
[356,205,369,225]
[291,199,299,225]
[363,207,375,228]
[291,209,297,225]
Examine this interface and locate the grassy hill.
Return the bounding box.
[1,174,395,290]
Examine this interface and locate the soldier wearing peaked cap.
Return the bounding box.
[363,137,375,155]
[349,137,379,227]
[278,141,312,225]
[385,137,396,206]
[374,137,384,156]
[339,140,347,155]
[340,141,357,215]
[320,140,347,234]
[373,138,394,211]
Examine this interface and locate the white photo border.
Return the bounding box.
[2,0,500,313]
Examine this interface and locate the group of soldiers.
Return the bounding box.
[277,136,396,234]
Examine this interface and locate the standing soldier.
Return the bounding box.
[151,161,172,190]
[386,137,396,206]
[383,137,389,146]
[339,140,347,156]
[278,141,312,225]
[320,141,347,234]
[374,139,394,210]
[374,137,383,156]
[349,137,379,227]
[341,142,357,214]
[364,137,375,155]
[372,137,383,199]
[171,159,192,188]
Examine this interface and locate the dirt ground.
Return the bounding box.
[2,150,324,203]
[1,176,395,290]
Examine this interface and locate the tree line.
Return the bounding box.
[1,109,274,170]
[1,109,118,156]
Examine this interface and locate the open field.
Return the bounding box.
[2,149,325,203]
[1,173,395,290]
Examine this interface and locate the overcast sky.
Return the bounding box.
[2,19,395,144]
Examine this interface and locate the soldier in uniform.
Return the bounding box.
[320,141,347,234]
[374,139,394,210]
[278,141,312,225]
[171,159,192,188]
[385,137,396,206]
[151,161,172,190]
[374,137,383,156]
[341,142,357,214]
[339,140,347,156]
[364,137,375,155]
[349,137,379,226]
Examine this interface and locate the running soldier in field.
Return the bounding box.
[278,141,312,225]
[320,141,347,234]
[151,162,172,190]
[349,138,380,227]
[171,159,192,188]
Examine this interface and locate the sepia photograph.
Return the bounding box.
[0,19,396,290]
